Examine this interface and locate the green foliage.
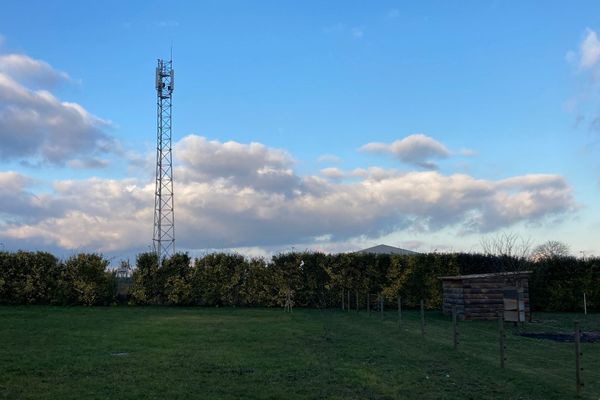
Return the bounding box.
[1,249,598,311]
[530,256,600,312]
[270,252,330,307]
[162,253,193,305]
[129,252,160,304]
[384,254,457,309]
[0,251,116,306]
[238,257,272,306]
[192,253,250,306]
[0,251,64,305]
[63,253,117,306]
[130,252,193,305]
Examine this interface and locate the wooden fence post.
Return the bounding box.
[575,321,583,396]
[341,289,345,311]
[367,293,370,316]
[452,306,459,349]
[356,290,359,312]
[380,294,384,320]
[516,288,523,329]
[584,293,587,316]
[499,313,506,369]
[420,299,425,336]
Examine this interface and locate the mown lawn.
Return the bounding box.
[0,306,598,399]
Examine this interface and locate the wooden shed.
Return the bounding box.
[439,271,531,321]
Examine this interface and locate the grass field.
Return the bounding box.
[0,306,598,400]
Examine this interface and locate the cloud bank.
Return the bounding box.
[0,135,576,253]
[0,51,113,167]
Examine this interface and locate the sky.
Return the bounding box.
[0,0,599,261]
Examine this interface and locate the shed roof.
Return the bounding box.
[439,271,532,281]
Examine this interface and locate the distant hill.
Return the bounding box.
[354,244,418,255]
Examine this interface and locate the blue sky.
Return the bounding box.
[0,1,599,260]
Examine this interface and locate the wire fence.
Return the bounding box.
[334,292,599,398]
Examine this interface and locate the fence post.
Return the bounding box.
[584,293,587,316]
[380,294,384,320]
[367,293,370,316]
[516,288,523,329]
[356,290,359,312]
[397,295,402,327]
[499,312,506,369]
[575,321,583,396]
[420,299,425,336]
[452,306,459,350]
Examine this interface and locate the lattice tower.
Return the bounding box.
[152,58,175,260]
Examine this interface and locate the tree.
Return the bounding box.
[479,232,532,285]
[480,232,532,260]
[531,240,571,261]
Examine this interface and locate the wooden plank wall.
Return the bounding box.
[442,276,530,320]
[442,280,465,317]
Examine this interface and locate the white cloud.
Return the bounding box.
[0,171,57,223]
[175,135,297,193]
[350,167,400,181]
[0,136,576,253]
[360,134,450,169]
[320,167,344,180]
[0,51,114,167]
[579,29,600,69]
[2,177,150,252]
[0,54,72,88]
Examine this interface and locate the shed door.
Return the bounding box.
[503,287,525,322]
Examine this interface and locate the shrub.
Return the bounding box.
[162,253,193,305]
[193,253,249,306]
[63,253,116,306]
[530,256,599,312]
[0,251,64,305]
[130,252,160,305]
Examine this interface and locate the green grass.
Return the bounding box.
[0,306,598,400]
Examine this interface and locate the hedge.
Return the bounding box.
[0,250,598,311]
[0,251,117,306]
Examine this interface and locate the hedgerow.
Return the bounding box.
[0,250,598,311]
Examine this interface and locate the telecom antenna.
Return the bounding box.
[152,57,175,261]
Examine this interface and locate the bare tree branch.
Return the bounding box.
[531,240,571,261]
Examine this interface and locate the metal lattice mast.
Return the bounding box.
[153,58,175,260]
